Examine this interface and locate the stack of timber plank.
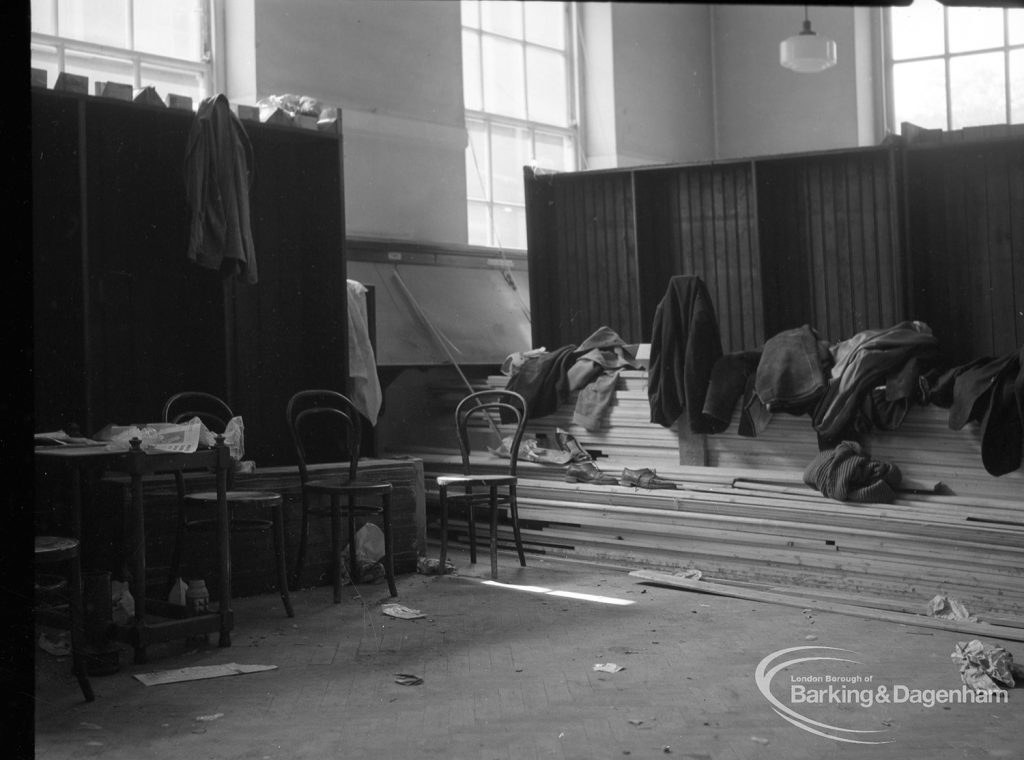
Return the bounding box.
[399,368,1024,627]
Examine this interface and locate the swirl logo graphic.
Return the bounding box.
[755,646,894,744]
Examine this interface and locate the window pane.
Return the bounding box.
[950,52,1006,129]
[525,2,565,49]
[134,0,204,60]
[65,50,135,92]
[527,46,568,126]
[461,0,479,30]
[30,0,57,34]
[493,204,526,250]
[1012,49,1024,123]
[890,0,944,60]
[462,29,482,111]
[534,132,574,172]
[466,121,489,201]
[480,0,522,39]
[58,0,127,48]
[141,64,204,104]
[467,201,491,247]
[893,59,947,130]
[482,35,525,118]
[491,124,529,204]
[1010,10,1023,46]
[947,6,1004,55]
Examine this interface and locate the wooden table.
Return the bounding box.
[35,438,233,663]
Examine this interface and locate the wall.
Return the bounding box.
[713,4,867,160]
[610,2,716,167]
[224,2,872,245]
[582,2,716,169]
[239,0,468,244]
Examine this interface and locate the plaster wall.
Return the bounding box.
[712,4,866,160]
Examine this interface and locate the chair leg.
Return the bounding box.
[291,495,312,590]
[509,484,526,567]
[489,486,499,579]
[438,486,449,570]
[466,486,477,565]
[347,498,358,584]
[331,496,343,604]
[67,552,95,702]
[381,494,398,597]
[271,501,294,618]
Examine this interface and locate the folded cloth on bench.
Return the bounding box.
[802,441,902,503]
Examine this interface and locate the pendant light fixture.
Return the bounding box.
[780,6,837,73]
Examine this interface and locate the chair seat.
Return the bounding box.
[305,478,393,497]
[437,474,518,488]
[35,536,81,562]
[184,490,283,506]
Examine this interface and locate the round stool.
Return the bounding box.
[34,536,95,702]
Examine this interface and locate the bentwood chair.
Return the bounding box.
[35,536,95,702]
[436,390,529,578]
[162,392,293,617]
[285,390,398,602]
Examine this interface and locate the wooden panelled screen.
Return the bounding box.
[526,138,1022,362]
[904,140,1024,363]
[635,163,761,352]
[525,171,642,348]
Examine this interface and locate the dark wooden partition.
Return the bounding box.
[635,161,762,351]
[32,87,347,466]
[525,170,642,346]
[904,139,1024,363]
[756,147,903,342]
[526,138,1022,358]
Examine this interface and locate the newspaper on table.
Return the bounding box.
[92,416,244,458]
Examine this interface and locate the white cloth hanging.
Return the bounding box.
[347,279,382,426]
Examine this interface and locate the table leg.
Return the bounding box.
[131,471,147,664]
[216,458,232,648]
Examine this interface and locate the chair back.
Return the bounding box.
[454,390,528,476]
[286,390,363,484]
[163,391,233,433]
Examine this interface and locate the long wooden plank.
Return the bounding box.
[628,569,1024,642]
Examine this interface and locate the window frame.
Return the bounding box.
[462,0,581,250]
[882,1,1023,132]
[30,0,216,103]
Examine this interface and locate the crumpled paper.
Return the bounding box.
[950,639,1024,693]
[488,434,572,465]
[927,594,978,622]
[417,556,456,576]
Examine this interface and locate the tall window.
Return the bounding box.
[30,0,214,106]
[887,0,1023,131]
[462,0,578,250]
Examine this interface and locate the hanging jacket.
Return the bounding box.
[940,348,1024,477]
[647,276,723,431]
[185,94,258,284]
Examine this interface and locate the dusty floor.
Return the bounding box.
[31,544,1021,760]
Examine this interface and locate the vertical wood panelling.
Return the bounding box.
[525,171,640,348]
[1011,151,1024,350]
[905,140,1024,362]
[759,148,902,344]
[525,141,1022,370]
[633,163,761,352]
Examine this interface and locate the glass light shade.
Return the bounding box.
[780,28,837,73]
